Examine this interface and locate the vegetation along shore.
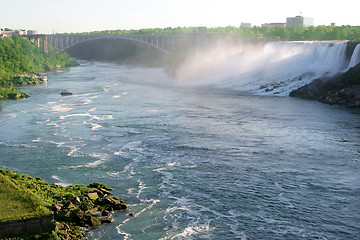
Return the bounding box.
[0,169,127,239]
[0,34,77,100]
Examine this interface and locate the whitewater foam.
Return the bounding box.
[51,175,71,187]
[116,198,160,240]
[59,113,91,120]
[348,44,360,69]
[177,41,354,96]
[160,223,213,240]
[49,105,73,113]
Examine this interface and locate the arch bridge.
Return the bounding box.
[24,31,206,54]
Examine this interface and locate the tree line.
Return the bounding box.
[70,25,360,41]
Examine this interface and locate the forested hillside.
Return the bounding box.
[0,34,77,99]
[80,25,360,41]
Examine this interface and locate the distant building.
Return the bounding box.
[240,22,252,28]
[26,30,38,35]
[16,29,27,35]
[286,15,314,27]
[261,23,286,28]
[0,31,15,37]
[331,23,336,27]
[0,29,39,38]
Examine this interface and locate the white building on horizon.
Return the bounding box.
[240,22,252,28]
[262,23,286,28]
[286,15,314,27]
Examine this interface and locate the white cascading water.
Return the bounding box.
[177,41,358,96]
[348,44,360,69]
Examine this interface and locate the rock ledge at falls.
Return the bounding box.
[290,63,360,107]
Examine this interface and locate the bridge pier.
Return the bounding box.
[42,36,48,53]
[34,38,40,48]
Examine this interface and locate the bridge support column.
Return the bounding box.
[42,36,48,53]
[33,37,40,48]
[60,36,64,50]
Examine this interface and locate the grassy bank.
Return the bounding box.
[0,169,127,239]
[0,171,51,223]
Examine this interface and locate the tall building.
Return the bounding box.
[286,15,314,27]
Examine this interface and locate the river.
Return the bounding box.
[0,61,359,239]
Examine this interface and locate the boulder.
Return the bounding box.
[89,217,101,228]
[56,223,70,231]
[73,196,81,204]
[99,188,112,195]
[88,182,113,191]
[101,196,127,210]
[87,192,98,200]
[53,203,63,212]
[65,202,76,209]
[60,90,73,96]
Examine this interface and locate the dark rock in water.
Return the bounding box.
[290,63,360,107]
[89,217,102,227]
[88,182,113,191]
[61,90,73,96]
[101,196,127,210]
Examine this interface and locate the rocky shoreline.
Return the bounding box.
[0,169,127,239]
[290,63,360,107]
[51,182,127,239]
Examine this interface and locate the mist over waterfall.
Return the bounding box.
[176,41,359,96]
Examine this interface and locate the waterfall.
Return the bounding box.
[177,41,351,96]
[348,44,360,69]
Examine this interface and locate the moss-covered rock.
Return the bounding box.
[0,86,29,100]
[0,169,127,239]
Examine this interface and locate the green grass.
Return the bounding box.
[0,169,123,239]
[0,170,91,211]
[0,172,51,223]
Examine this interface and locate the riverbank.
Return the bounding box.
[290,63,360,107]
[0,169,127,239]
[0,86,30,100]
[0,34,78,100]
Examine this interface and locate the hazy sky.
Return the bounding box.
[1,0,359,34]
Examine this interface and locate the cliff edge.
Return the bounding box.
[290,63,360,107]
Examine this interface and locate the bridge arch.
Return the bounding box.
[46,34,184,54]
